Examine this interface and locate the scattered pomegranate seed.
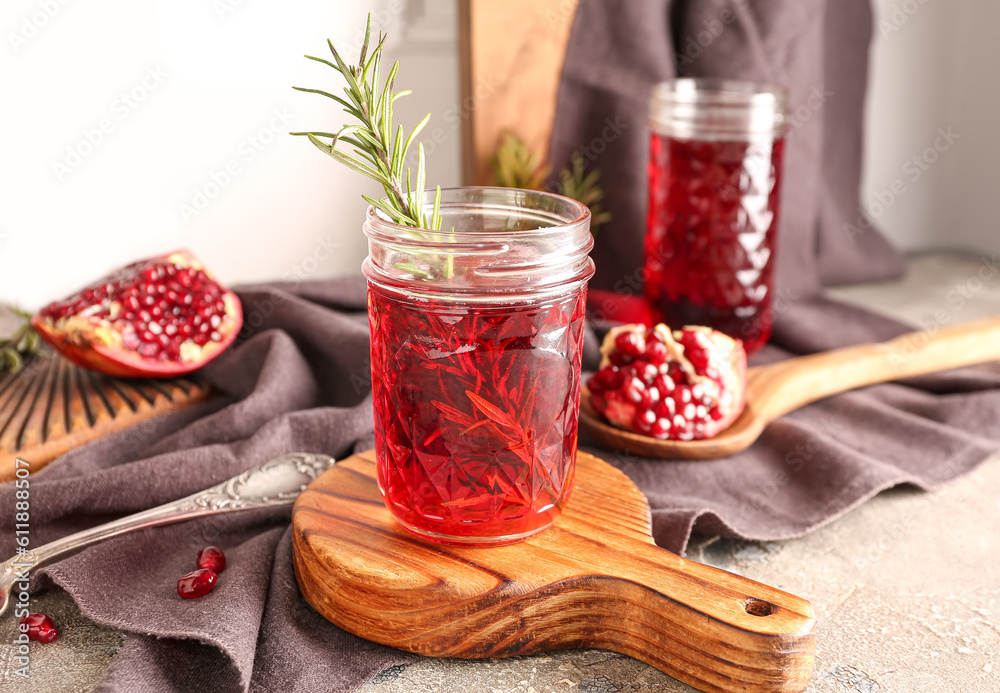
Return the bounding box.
[196,546,226,574]
[177,569,218,599]
[20,613,59,643]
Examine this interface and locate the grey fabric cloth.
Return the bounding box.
[2,278,999,692]
[548,0,905,295]
[1,280,416,693]
[591,297,1000,554]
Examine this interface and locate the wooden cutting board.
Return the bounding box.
[0,349,213,480]
[292,450,816,693]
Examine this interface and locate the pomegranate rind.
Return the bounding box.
[698,327,747,439]
[31,250,243,378]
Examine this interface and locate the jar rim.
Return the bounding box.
[650,78,790,140]
[652,78,789,107]
[364,186,592,239]
[362,186,595,302]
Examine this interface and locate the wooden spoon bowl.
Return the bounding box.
[579,315,1000,459]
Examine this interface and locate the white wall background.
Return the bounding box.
[863,0,1000,256]
[1,0,995,311]
[0,0,460,309]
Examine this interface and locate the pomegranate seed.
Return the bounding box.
[632,361,660,386]
[177,569,218,598]
[623,377,645,404]
[20,613,59,643]
[196,546,226,574]
[646,340,668,364]
[633,409,656,434]
[614,330,645,358]
[656,398,675,417]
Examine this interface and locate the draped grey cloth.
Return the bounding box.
[3,278,999,692]
[548,0,905,295]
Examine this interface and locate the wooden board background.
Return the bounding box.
[458,0,579,185]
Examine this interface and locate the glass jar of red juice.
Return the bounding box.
[363,187,594,546]
[644,79,789,354]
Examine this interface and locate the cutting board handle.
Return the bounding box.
[546,532,816,692]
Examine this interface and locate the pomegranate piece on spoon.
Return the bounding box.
[586,323,747,441]
[32,250,243,378]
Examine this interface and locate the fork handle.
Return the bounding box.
[1,452,334,589]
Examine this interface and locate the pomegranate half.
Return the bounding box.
[32,250,243,378]
[587,323,747,441]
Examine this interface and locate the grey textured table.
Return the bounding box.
[2,253,998,692]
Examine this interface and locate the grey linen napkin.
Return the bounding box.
[1,281,418,692]
[548,0,906,295]
[3,278,1000,692]
[550,0,1000,554]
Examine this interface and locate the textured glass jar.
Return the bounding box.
[363,187,594,546]
[644,78,789,354]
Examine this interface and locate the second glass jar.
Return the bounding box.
[644,78,789,355]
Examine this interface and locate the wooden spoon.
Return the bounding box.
[579,315,1000,459]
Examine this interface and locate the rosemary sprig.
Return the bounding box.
[1,307,41,374]
[489,131,612,235]
[490,130,551,190]
[291,16,443,232]
[556,152,612,235]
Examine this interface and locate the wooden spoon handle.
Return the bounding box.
[749,314,1000,425]
[560,536,816,693]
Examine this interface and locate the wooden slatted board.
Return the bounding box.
[0,348,213,480]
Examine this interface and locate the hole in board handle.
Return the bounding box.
[744,598,776,617]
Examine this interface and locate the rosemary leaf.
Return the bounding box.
[294,13,443,232]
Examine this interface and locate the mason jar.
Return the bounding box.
[363,187,594,546]
[644,78,789,355]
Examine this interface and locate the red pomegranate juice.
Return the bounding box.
[644,134,785,354]
[368,284,588,545]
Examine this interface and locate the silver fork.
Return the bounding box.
[0,451,335,617]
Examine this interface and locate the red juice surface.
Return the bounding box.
[644,134,785,354]
[368,284,588,545]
